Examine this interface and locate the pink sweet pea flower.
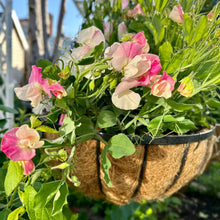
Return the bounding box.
[14,66,51,108]
[1,124,44,161]
[49,82,67,99]
[19,160,35,175]
[118,22,128,41]
[151,71,175,98]
[132,31,150,53]
[138,54,162,86]
[76,26,105,47]
[103,21,113,41]
[169,4,184,24]
[104,41,143,71]
[122,0,129,9]
[127,4,145,19]
[207,11,215,21]
[58,113,66,125]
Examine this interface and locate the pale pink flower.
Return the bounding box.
[14,66,51,108]
[19,160,35,175]
[118,22,128,41]
[76,26,105,47]
[103,21,113,41]
[123,54,151,80]
[49,83,67,99]
[104,41,143,71]
[169,4,184,24]
[1,124,44,161]
[112,89,141,110]
[127,4,145,18]
[151,71,175,98]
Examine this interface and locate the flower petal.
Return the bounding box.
[112,90,141,110]
[20,160,35,175]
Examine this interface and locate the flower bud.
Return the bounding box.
[178,77,194,97]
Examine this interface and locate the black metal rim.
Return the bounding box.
[98,126,215,145]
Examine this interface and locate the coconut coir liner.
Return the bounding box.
[45,133,214,205]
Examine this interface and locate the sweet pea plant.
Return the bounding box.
[1,0,220,219]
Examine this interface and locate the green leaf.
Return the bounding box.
[183,14,193,44]
[159,42,173,68]
[59,116,75,136]
[97,110,117,128]
[0,209,11,220]
[42,65,60,81]
[166,100,193,112]
[37,59,52,71]
[0,168,7,191]
[30,115,42,128]
[75,116,96,137]
[145,15,165,45]
[34,180,61,210]
[36,125,59,134]
[174,119,196,134]
[4,161,23,196]
[0,104,18,114]
[108,134,135,159]
[163,115,177,123]
[148,116,164,137]
[77,56,95,65]
[155,0,169,12]
[190,16,208,45]
[7,206,25,220]
[23,186,37,220]
[100,147,112,187]
[52,182,68,216]
[207,98,220,108]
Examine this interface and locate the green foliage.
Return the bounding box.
[4,161,23,196]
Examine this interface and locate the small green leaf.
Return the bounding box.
[108,134,135,159]
[174,119,196,134]
[59,116,75,136]
[37,59,52,70]
[183,14,193,44]
[36,125,59,134]
[100,147,112,187]
[0,104,18,114]
[4,161,23,196]
[159,42,173,68]
[30,115,42,128]
[52,182,68,216]
[42,65,60,81]
[34,180,61,210]
[97,110,117,128]
[7,206,25,220]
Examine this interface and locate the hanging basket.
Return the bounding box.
[68,127,215,205]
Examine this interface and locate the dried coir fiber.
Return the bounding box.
[44,132,214,205]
